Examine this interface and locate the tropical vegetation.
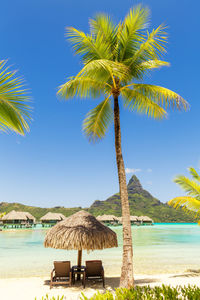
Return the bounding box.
[0,60,31,135]
[35,295,64,300]
[58,5,188,287]
[80,285,200,300]
[0,212,6,219]
[36,285,200,300]
[168,167,200,221]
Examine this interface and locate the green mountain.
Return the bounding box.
[0,175,197,222]
[0,202,80,220]
[89,175,197,223]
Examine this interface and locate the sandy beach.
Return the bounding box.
[1,272,200,300]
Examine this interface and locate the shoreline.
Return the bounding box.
[1,272,200,300]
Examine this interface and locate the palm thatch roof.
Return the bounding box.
[118,216,138,222]
[2,210,35,221]
[40,212,66,221]
[130,216,138,221]
[138,216,153,222]
[44,210,118,251]
[96,214,119,222]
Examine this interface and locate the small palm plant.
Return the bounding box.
[168,167,200,220]
[0,60,31,135]
[58,5,188,287]
[0,212,6,219]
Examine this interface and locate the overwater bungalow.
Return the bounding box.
[96,215,119,226]
[138,216,154,225]
[2,210,36,228]
[118,216,139,225]
[40,212,66,227]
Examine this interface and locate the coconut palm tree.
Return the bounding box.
[168,167,200,220]
[0,60,31,135]
[58,6,188,288]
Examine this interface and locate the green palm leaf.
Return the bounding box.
[58,77,107,99]
[188,167,200,182]
[139,59,170,70]
[121,87,167,119]
[168,168,200,221]
[89,14,117,59]
[132,84,189,111]
[77,59,129,83]
[169,196,200,216]
[174,175,200,199]
[83,95,113,141]
[118,5,150,61]
[66,27,112,62]
[0,60,31,135]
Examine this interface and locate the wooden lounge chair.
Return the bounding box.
[84,260,105,288]
[50,261,72,289]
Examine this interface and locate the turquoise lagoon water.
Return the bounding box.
[0,223,200,278]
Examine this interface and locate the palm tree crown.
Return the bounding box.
[0,60,31,135]
[168,167,200,219]
[58,5,189,141]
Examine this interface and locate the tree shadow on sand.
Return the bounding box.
[43,276,160,290]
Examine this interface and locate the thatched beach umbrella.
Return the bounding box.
[44,210,118,268]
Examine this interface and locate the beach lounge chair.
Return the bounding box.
[84,260,105,288]
[50,261,72,288]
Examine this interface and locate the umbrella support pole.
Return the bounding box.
[77,250,82,281]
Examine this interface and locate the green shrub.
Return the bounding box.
[80,285,200,300]
[35,295,64,300]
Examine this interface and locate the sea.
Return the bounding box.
[0,223,200,278]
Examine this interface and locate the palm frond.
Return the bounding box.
[168,196,200,216]
[121,59,170,82]
[132,84,189,111]
[66,27,112,62]
[0,60,31,135]
[121,87,167,119]
[89,14,117,59]
[118,5,150,61]
[57,77,107,99]
[174,175,200,198]
[83,95,113,141]
[125,24,168,71]
[188,167,200,182]
[139,59,170,70]
[77,59,129,84]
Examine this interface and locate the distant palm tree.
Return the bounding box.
[58,6,188,287]
[168,168,200,220]
[0,60,31,135]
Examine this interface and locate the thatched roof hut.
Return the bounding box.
[138,216,153,224]
[96,214,119,224]
[130,216,138,222]
[2,210,35,224]
[44,210,118,267]
[40,212,66,223]
[118,216,138,224]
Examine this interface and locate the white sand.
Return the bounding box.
[1,272,200,300]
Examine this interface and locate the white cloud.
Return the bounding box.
[125,168,141,174]
[147,168,152,173]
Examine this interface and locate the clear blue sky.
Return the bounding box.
[0,0,199,208]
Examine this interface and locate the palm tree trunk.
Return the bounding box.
[113,95,134,288]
